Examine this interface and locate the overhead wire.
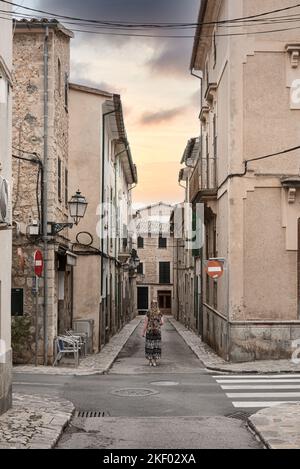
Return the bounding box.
[1,0,300,29]
[1,1,300,39]
[2,13,300,39]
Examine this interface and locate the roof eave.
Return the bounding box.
[14,19,74,38]
[190,0,208,71]
[113,94,137,184]
[69,82,113,98]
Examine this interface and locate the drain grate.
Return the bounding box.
[226,411,252,421]
[76,410,109,418]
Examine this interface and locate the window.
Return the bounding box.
[65,168,68,208]
[137,287,148,311]
[57,58,61,95]
[64,72,69,110]
[122,238,128,250]
[137,262,144,275]
[213,32,217,67]
[159,262,170,284]
[11,289,24,316]
[213,114,217,160]
[206,61,209,87]
[58,157,62,201]
[206,133,210,189]
[158,236,167,249]
[137,236,144,249]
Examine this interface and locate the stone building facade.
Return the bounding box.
[69,84,138,352]
[0,4,13,414]
[182,0,300,362]
[11,20,74,364]
[136,203,174,315]
[174,148,202,334]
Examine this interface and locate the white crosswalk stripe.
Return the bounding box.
[213,373,300,409]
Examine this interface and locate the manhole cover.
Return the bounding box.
[150,381,179,386]
[111,388,159,397]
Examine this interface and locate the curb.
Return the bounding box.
[0,394,75,449]
[247,419,270,450]
[51,405,75,449]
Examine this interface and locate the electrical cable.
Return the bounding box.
[4,10,300,30]
[2,15,300,39]
[12,145,39,157]
[218,144,300,191]
[2,0,300,28]
[12,153,42,231]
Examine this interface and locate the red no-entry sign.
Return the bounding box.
[34,250,43,277]
[206,259,224,279]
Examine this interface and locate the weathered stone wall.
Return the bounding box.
[138,236,174,286]
[136,205,174,311]
[12,25,72,363]
[12,28,70,225]
[11,240,43,363]
[203,306,300,362]
[230,323,300,362]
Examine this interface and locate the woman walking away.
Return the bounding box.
[142,299,164,367]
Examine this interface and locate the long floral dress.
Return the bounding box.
[145,311,163,360]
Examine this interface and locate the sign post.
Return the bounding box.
[34,250,43,367]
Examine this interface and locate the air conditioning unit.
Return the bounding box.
[0,175,10,225]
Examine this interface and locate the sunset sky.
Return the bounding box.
[24,0,201,207]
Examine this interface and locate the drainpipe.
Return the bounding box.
[178,180,186,190]
[191,69,204,338]
[100,106,119,351]
[43,26,49,365]
[128,183,137,192]
[113,147,127,330]
[191,69,203,185]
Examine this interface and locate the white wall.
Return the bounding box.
[0,7,12,413]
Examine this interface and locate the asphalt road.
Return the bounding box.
[13,319,262,449]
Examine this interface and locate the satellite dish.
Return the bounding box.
[0,176,8,223]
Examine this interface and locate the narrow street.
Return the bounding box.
[13,319,262,449]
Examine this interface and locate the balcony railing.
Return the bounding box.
[201,157,217,191]
[189,158,217,202]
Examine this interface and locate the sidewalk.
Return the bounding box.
[249,403,300,449]
[0,394,74,449]
[14,316,142,376]
[169,317,300,374]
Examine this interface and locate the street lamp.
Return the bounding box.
[49,190,88,235]
[122,249,140,272]
[68,190,88,225]
[128,248,140,271]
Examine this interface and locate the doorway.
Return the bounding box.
[137,286,149,314]
[158,291,172,314]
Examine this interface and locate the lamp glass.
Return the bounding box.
[68,190,88,225]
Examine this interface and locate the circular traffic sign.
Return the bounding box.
[34,250,44,277]
[206,260,224,279]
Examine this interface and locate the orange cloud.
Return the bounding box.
[139,106,185,126]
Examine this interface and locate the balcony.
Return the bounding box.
[189,157,218,202]
[118,237,131,262]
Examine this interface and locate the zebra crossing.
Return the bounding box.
[213,373,300,409]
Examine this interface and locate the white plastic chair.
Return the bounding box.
[53,336,79,367]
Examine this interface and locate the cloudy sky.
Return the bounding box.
[23,0,201,206]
